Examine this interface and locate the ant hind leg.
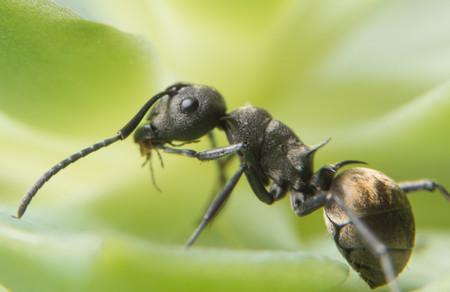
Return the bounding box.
[399,180,449,200]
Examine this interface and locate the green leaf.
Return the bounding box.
[0,211,348,292]
[414,278,450,292]
[397,232,450,291]
[2,0,450,291]
[309,232,450,291]
[0,210,100,292]
[91,237,347,292]
[0,0,154,137]
[0,0,154,204]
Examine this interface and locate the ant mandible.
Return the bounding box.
[16,83,449,291]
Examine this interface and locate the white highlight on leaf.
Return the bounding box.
[348,80,450,141]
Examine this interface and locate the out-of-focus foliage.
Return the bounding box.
[0,0,154,136]
[1,0,450,291]
[0,211,347,292]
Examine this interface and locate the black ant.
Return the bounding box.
[16,83,449,291]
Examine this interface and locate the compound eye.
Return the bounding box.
[180,97,199,113]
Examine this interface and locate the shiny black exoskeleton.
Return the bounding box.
[17,83,449,292]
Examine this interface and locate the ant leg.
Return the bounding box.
[160,143,245,161]
[290,192,328,217]
[222,157,288,205]
[244,169,288,204]
[330,194,401,292]
[270,183,288,201]
[291,191,401,291]
[244,168,275,204]
[196,153,236,224]
[186,164,246,247]
[399,180,449,200]
[207,132,235,187]
[198,149,235,225]
[292,160,367,216]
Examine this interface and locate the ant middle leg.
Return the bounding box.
[186,164,246,247]
[244,166,288,205]
[197,154,235,225]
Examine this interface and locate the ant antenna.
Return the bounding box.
[16,84,189,219]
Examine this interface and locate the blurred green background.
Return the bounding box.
[1,0,450,291]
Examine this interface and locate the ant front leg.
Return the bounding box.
[160,142,245,161]
[208,132,233,186]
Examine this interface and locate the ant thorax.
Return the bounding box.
[223,105,314,191]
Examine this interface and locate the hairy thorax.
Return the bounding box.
[224,105,306,188]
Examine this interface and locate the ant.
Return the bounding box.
[16,83,449,291]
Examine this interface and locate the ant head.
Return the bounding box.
[134,83,226,149]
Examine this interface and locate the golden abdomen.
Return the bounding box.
[324,167,415,288]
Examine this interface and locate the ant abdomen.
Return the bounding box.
[324,167,415,288]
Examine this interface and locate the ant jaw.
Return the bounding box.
[138,141,165,192]
[139,141,152,157]
[138,139,166,160]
